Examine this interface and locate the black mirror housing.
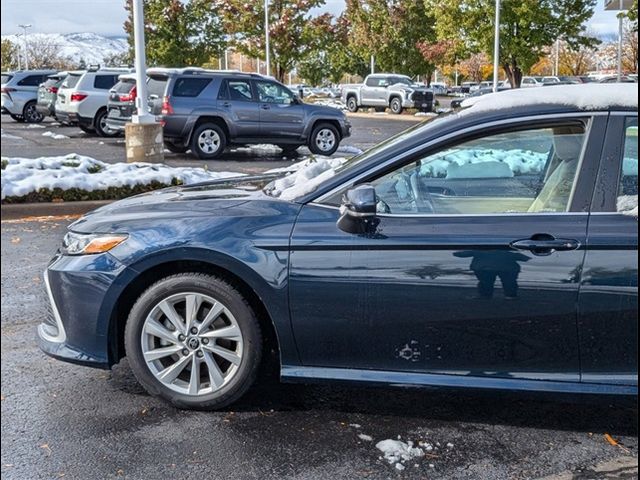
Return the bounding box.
[337,185,378,234]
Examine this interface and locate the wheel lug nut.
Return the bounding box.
[202,338,209,345]
[182,349,189,356]
[190,327,198,335]
[196,351,204,358]
[178,334,185,341]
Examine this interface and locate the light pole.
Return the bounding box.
[264,0,270,76]
[15,33,22,70]
[554,38,560,76]
[370,55,375,74]
[18,24,31,70]
[131,0,153,124]
[617,0,624,81]
[492,0,500,91]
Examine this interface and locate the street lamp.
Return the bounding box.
[15,33,22,70]
[18,24,31,70]
[264,0,270,76]
[492,0,500,91]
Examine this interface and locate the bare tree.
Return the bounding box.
[25,35,74,70]
[623,21,638,73]
[559,42,596,76]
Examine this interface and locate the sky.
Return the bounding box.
[0,0,625,40]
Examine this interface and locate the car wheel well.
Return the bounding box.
[93,106,107,127]
[389,95,402,104]
[310,119,341,140]
[109,260,280,371]
[190,116,230,143]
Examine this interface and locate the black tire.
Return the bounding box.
[94,109,119,137]
[346,96,359,113]
[374,106,386,113]
[10,114,25,123]
[278,144,301,156]
[308,122,340,156]
[78,124,95,134]
[124,273,263,410]
[389,97,403,115]
[190,123,227,159]
[22,101,44,123]
[164,140,189,154]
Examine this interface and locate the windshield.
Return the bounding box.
[264,114,450,200]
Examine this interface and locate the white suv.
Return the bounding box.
[1,70,58,123]
[55,67,134,136]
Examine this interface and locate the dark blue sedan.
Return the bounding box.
[38,84,638,409]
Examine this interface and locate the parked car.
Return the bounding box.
[1,69,58,123]
[430,82,448,95]
[36,71,68,119]
[105,74,137,133]
[145,68,351,158]
[520,76,545,87]
[38,84,638,409]
[459,81,478,94]
[450,86,510,108]
[341,74,434,114]
[55,66,134,136]
[599,75,637,83]
[469,81,494,92]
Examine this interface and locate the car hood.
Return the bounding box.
[303,103,345,116]
[70,174,286,233]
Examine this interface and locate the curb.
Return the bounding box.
[346,112,425,121]
[0,200,113,221]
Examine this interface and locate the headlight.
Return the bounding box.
[61,232,128,255]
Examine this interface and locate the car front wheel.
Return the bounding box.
[23,102,44,123]
[95,109,120,137]
[346,96,358,113]
[125,273,262,410]
[389,97,403,115]
[191,123,226,159]
[308,123,340,156]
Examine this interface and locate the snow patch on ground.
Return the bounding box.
[336,145,364,155]
[1,129,21,140]
[376,439,424,465]
[310,99,347,111]
[462,83,637,113]
[42,131,69,140]
[415,111,439,117]
[1,154,244,200]
[267,157,348,200]
[358,434,373,442]
[27,124,46,129]
[618,195,638,216]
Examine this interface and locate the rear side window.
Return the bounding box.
[94,75,118,90]
[62,74,82,89]
[43,77,62,88]
[147,77,167,97]
[172,77,211,97]
[618,118,638,214]
[113,80,136,93]
[1,74,13,84]
[18,75,45,86]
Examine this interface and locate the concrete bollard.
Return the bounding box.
[125,122,164,163]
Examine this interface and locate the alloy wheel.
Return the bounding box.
[141,292,244,396]
[197,129,221,155]
[24,103,43,123]
[315,128,336,153]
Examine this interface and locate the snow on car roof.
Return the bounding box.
[461,83,638,112]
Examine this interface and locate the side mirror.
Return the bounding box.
[337,184,378,234]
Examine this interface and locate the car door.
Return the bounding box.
[289,115,605,382]
[253,80,305,138]
[362,76,387,106]
[217,78,261,138]
[578,114,638,387]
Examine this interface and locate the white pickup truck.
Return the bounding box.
[341,74,434,114]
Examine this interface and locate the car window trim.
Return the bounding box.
[311,112,604,213]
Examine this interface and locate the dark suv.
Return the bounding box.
[147,68,351,159]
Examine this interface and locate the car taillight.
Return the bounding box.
[70,92,88,102]
[47,86,59,94]
[161,96,174,115]
[120,86,137,103]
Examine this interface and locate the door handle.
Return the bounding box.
[261,104,270,110]
[222,102,231,108]
[510,234,580,256]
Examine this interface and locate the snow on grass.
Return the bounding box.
[1,153,244,200]
[42,131,69,140]
[267,156,348,200]
[461,83,637,113]
[1,129,21,140]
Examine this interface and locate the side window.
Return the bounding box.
[94,75,118,89]
[18,75,45,86]
[365,77,378,87]
[618,118,638,215]
[217,80,229,100]
[369,124,587,215]
[255,81,294,104]
[226,80,253,101]
[172,77,211,97]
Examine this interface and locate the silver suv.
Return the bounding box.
[55,66,134,136]
[1,70,58,123]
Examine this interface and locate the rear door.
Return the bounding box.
[217,78,260,138]
[578,113,638,387]
[253,79,305,139]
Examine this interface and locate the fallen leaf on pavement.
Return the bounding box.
[11,237,20,244]
[40,444,52,457]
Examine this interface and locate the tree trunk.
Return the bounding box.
[503,59,523,88]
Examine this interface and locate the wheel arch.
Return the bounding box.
[307,118,342,141]
[188,115,231,145]
[107,255,285,372]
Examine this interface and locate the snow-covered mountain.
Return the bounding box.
[2,32,128,66]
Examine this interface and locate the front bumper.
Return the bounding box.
[37,252,133,369]
[341,119,352,138]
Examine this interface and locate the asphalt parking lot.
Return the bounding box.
[1,110,638,480]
